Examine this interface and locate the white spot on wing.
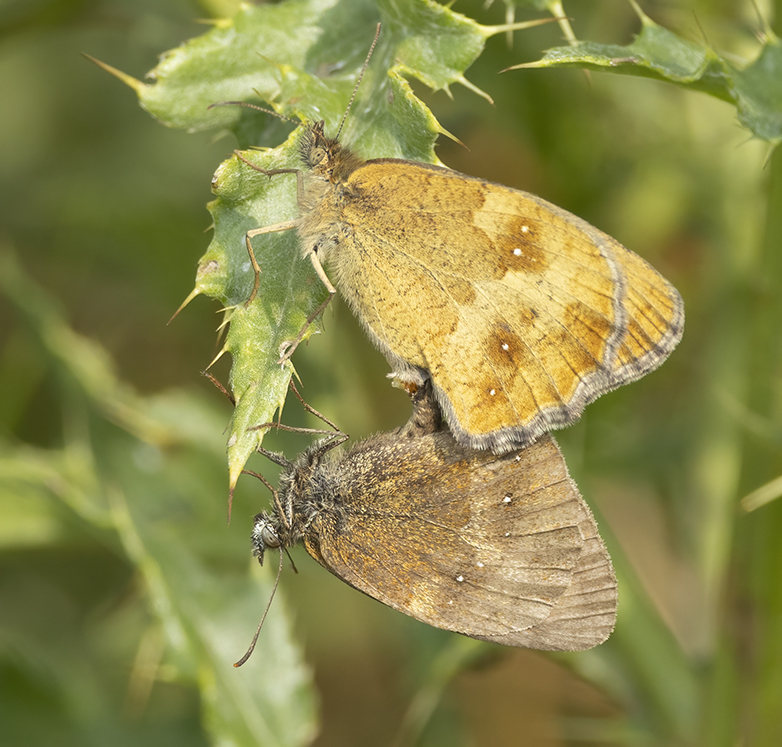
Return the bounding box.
[456,575,464,583]
[513,248,522,256]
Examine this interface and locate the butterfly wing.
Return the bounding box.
[326,160,683,451]
[303,433,616,650]
[475,497,617,650]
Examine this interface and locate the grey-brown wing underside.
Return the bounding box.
[474,499,616,650]
[306,432,616,651]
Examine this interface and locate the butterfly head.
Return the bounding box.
[299,121,338,169]
[298,119,364,184]
[250,511,282,566]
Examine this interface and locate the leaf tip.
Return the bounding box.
[82,53,146,94]
[500,60,543,73]
[455,75,494,106]
[167,288,201,325]
[227,482,235,524]
[481,15,560,41]
[437,124,467,152]
[626,0,654,27]
[228,462,243,496]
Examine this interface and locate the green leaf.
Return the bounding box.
[109,456,317,747]
[516,3,782,146]
[731,37,782,144]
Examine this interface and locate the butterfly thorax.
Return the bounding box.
[274,440,346,535]
[295,123,364,261]
[249,449,320,563]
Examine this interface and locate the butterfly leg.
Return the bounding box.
[233,151,301,305]
[201,370,234,405]
[234,150,299,180]
[287,378,340,432]
[233,154,336,362]
[243,220,299,305]
[276,250,337,365]
[276,170,336,362]
[250,428,349,529]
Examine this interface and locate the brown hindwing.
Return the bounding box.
[305,431,617,649]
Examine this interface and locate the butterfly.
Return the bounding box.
[238,31,684,453]
[247,382,617,652]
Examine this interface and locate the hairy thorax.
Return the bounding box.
[296,171,351,262]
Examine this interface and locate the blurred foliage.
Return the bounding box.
[1,1,781,746]
[520,0,782,145]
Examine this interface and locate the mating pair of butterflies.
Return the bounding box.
[236,51,684,654]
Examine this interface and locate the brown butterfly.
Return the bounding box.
[238,30,684,453]
[247,382,617,653]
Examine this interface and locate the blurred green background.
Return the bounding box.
[1,0,781,745]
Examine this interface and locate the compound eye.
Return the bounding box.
[308,146,326,167]
[260,525,281,549]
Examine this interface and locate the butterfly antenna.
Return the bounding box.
[336,22,381,140]
[234,549,285,667]
[207,100,298,125]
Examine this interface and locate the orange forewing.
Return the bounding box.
[310,156,683,451]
